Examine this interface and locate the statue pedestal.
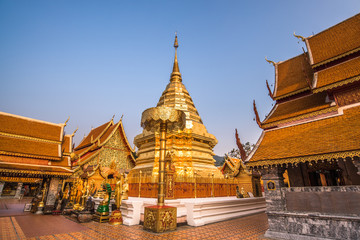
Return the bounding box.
[93,211,110,223]
[76,211,93,223]
[109,210,123,225]
[144,205,177,233]
[35,207,44,215]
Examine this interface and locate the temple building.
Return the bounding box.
[71,117,135,190]
[0,112,74,212]
[246,14,360,239]
[219,155,260,196]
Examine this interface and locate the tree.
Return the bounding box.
[227,142,254,160]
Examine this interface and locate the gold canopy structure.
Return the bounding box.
[141,106,185,233]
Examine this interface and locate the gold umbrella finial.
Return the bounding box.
[174,32,178,48]
[171,33,181,82]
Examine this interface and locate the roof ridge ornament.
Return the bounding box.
[235,129,247,162]
[64,117,70,126]
[300,50,313,89]
[253,100,262,128]
[293,32,306,42]
[71,127,78,137]
[265,57,276,66]
[266,80,274,100]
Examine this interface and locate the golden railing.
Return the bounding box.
[128,174,254,198]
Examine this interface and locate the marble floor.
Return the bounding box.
[0,198,269,240]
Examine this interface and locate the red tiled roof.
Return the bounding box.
[307,13,360,66]
[0,135,60,158]
[273,54,312,99]
[73,149,100,166]
[75,121,112,150]
[0,154,50,165]
[314,56,360,91]
[99,122,118,144]
[0,112,62,141]
[74,144,94,157]
[249,105,360,164]
[62,135,72,153]
[262,92,333,127]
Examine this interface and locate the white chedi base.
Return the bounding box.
[120,196,266,227]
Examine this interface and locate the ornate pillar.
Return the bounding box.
[44,178,60,214]
[158,121,167,206]
[14,182,23,199]
[259,166,285,212]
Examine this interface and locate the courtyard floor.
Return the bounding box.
[0,198,269,240]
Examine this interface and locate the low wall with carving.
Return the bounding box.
[265,186,360,240]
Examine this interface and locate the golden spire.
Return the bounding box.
[170,33,182,82]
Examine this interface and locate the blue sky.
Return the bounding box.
[1,1,359,155]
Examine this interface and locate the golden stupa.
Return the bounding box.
[128,35,224,198]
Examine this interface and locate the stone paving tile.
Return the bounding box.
[0,212,268,240]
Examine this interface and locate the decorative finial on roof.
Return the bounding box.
[120,114,124,120]
[266,80,274,100]
[300,49,313,88]
[64,117,70,126]
[71,127,78,137]
[265,57,276,66]
[235,129,247,162]
[293,32,306,42]
[170,33,182,82]
[253,100,262,128]
[111,114,115,122]
[174,32,178,48]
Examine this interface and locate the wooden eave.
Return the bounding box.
[313,56,360,93]
[262,92,335,128]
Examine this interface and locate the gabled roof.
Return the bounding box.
[262,92,335,128]
[75,120,112,150]
[313,56,360,92]
[220,156,240,173]
[306,13,360,67]
[0,111,63,142]
[273,53,312,100]
[73,119,135,166]
[0,111,73,173]
[248,105,360,167]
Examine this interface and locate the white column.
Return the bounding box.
[14,182,23,199]
[0,182,5,197]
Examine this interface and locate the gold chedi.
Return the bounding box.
[129,35,223,199]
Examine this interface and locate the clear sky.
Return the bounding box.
[1,1,359,155]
